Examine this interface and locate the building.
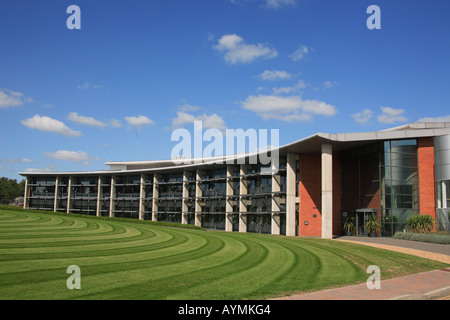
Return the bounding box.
[20,122,450,238]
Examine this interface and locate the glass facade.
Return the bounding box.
[381,140,419,236]
[436,180,450,231]
[341,139,419,237]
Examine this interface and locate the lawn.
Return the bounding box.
[0,208,447,300]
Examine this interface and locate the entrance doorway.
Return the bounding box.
[355,209,377,236]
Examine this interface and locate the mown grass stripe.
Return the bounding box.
[0,208,448,300]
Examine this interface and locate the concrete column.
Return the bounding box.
[152,174,159,221]
[194,170,203,227]
[66,176,73,214]
[96,176,102,217]
[109,176,116,218]
[443,181,448,209]
[181,171,189,225]
[239,164,249,233]
[225,165,234,232]
[54,176,59,212]
[286,153,297,236]
[321,142,333,239]
[23,177,29,209]
[271,171,281,235]
[139,174,145,220]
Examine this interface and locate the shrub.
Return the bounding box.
[394,232,450,244]
[406,214,434,233]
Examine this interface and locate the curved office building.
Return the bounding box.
[20,122,450,238]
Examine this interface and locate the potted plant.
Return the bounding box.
[342,216,356,236]
[365,215,381,237]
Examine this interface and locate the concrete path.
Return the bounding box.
[276,236,450,300]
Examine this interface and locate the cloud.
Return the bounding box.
[44,150,98,165]
[265,0,296,9]
[352,109,374,124]
[109,119,123,128]
[214,34,278,64]
[1,158,33,164]
[172,111,227,131]
[323,81,338,89]
[24,166,55,173]
[68,112,106,128]
[77,82,104,90]
[125,115,155,130]
[272,80,306,95]
[377,107,408,124]
[258,70,292,81]
[241,94,337,122]
[418,115,450,122]
[21,115,82,137]
[290,45,311,61]
[0,89,29,108]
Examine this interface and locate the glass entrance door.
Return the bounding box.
[355,209,376,236]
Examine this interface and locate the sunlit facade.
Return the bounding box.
[20,122,450,237]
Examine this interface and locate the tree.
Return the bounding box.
[0,177,25,203]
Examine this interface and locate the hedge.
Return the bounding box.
[394,232,450,244]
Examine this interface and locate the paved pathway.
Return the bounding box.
[277,268,450,300]
[276,236,450,300]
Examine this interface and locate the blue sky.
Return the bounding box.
[1,0,449,180]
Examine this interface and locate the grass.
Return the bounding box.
[0,207,448,300]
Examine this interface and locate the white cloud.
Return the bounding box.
[241,94,337,122]
[21,115,82,137]
[0,89,27,108]
[68,112,106,128]
[265,0,296,9]
[109,119,123,128]
[1,158,33,164]
[125,115,155,130]
[77,82,104,90]
[377,107,408,124]
[172,111,227,131]
[258,70,292,81]
[323,81,338,89]
[418,115,450,122]
[214,34,278,64]
[272,80,306,95]
[24,166,55,173]
[290,45,310,61]
[352,109,374,124]
[44,150,98,165]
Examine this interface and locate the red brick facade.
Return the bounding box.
[298,152,342,237]
[417,137,436,225]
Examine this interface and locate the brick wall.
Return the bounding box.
[298,152,341,237]
[298,153,322,236]
[417,137,436,225]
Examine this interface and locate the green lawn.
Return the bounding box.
[0,208,447,300]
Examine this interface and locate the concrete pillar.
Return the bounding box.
[443,181,448,209]
[239,164,249,232]
[271,171,281,235]
[152,174,159,221]
[321,142,333,239]
[225,165,234,232]
[181,171,189,225]
[286,153,297,236]
[96,176,102,217]
[53,177,59,212]
[195,170,203,227]
[109,176,116,218]
[139,174,145,220]
[67,176,73,214]
[23,177,29,209]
